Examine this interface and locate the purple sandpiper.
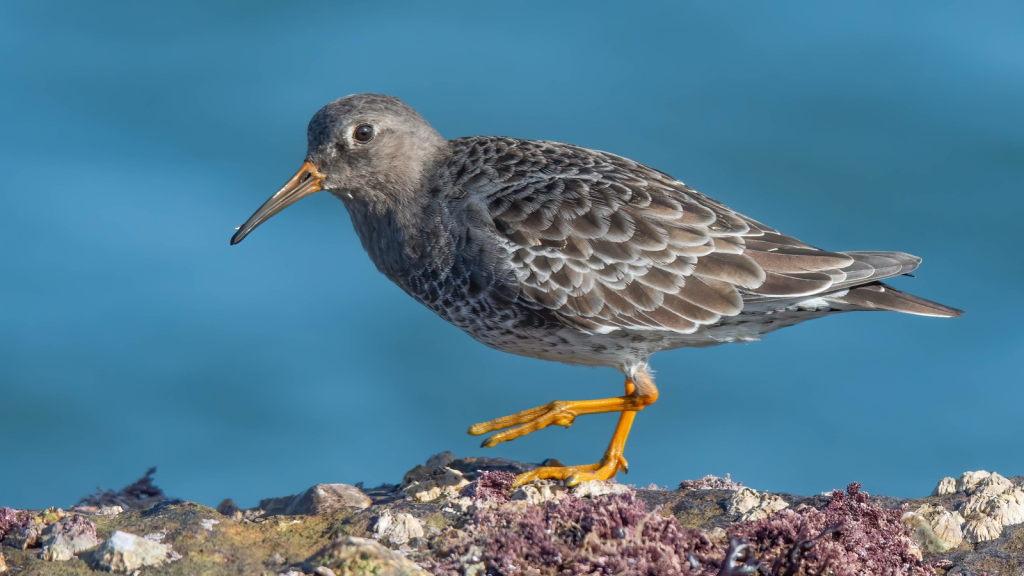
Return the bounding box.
[231,94,962,486]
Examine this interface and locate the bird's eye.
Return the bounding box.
[353,124,375,143]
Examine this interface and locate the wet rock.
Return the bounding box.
[903,504,964,552]
[89,530,176,572]
[40,515,100,561]
[261,483,372,516]
[304,535,430,576]
[403,467,469,502]
[372,509,424,546]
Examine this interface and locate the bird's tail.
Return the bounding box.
[829,282,963,318]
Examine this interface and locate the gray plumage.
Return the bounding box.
[242,93,962,377]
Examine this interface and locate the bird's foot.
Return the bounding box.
[512,454,628,488]
[469,395,647,448]
[469,400,583,447]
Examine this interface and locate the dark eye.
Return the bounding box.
[353,124,375,143]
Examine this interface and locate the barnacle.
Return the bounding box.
[902,504,964,552]
[963,514,1002,543]
[932,476,957,496]
[726,487,788,521]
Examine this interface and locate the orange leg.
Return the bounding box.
[468,369,659,487]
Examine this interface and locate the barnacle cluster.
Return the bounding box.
[910,470,1024,545]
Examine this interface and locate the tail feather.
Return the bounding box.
[830,282,963,318]
[836,251,921,288]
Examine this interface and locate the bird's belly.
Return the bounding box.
[426,292,841,370]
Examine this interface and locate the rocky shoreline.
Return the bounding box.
[1,454,1021,575]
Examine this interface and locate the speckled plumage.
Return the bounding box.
[232,94,962,483]
[278,95,961,377]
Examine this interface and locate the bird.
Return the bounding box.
[231,94,962,487]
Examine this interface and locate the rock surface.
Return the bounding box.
[259,484,373,516]
[89,530,176,572]
[1,459,1022,575]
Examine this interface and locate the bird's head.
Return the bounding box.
[231,93,447,245]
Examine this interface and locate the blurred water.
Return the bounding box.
[1,1,1021,509]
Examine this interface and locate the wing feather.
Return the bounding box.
[450,137,925,335]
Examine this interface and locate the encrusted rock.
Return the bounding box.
[511,480,566,504]
[442,497,475,515]
[40,515,100,561]
[726,487,788,521]
[425,451,457,469]
[261,484,372,516]
[954,470,1014,496]
[217,498,242,519]
[403,451,458,485]
[373,509,425,546]
[960,491,1024,527]
[972,471,1013,496]
[0,548,7,574]
[963,515,1003,543]
[932,476,958,496]
[403,467,469,502]
[304,535,430,576]
[570,480,631,499]
[902,504,964,552]
[458,470,516,503]
[982,493,1024,526]
[89,530,175,572]
[7,517,46,549]
[956,470,992,493]
[679,473,743,491]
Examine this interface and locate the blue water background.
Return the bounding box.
[2,2,1022,508]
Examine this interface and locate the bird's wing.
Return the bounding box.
[452,137,896,334]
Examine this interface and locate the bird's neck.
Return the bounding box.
[340,182,459,291]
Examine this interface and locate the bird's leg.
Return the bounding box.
[468,372,658,447]
[468,369,659,487]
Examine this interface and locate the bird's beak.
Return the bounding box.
[230,161,325,245]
